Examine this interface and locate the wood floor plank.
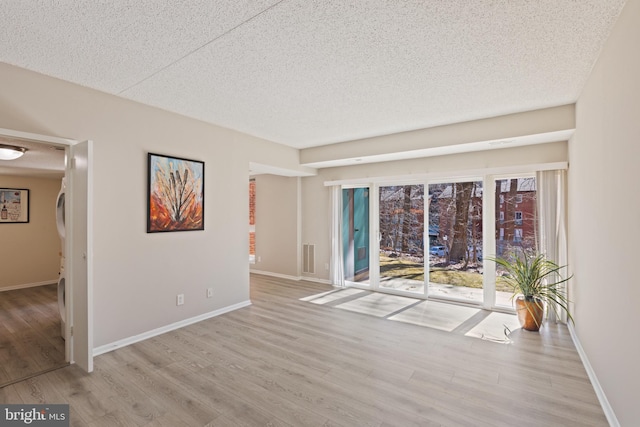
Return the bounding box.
[100,355,221,426]
[85,409,142,427]
[0,275,607,426]
[0,381,24,403]
[163,360,323,426]
[0,284,66,387]
[81,359,167,426]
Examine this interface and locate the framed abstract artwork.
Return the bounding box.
[0,188,29,223]
[147,153,204,232]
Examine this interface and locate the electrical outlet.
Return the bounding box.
[257,256,261,262]
[176,294,184,306]
[207,288,213,298]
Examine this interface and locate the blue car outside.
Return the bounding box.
[429,246,447,257]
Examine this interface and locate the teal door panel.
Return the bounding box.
[342,188,370,280]
[353,188,369,273]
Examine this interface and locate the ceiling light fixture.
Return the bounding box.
[0,144,27,160]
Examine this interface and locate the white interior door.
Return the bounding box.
[67,140,93,372]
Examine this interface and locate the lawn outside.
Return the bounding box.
[380,254,514,293]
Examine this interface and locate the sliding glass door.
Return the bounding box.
[333,172,554,311]
[378,185,425,295]
[427,180,484,303]
[494,176,537,307]
[338,178,499,305]
[341,181,485,302]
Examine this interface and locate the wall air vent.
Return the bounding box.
[303,244,315,274]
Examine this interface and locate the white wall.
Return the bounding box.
[0,175,61,289]
[250,174,300,278]
[301,105,574,166]
[0,62,304,348]
[569,0,640,424]
[302,141,568,282]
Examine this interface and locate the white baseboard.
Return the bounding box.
[0,280,58,292]
[93,300,252,357]
[568,323,619,427]
[301,276,332,285]
[250,270,333,285]
[250,270,301,281]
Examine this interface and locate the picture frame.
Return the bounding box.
[0,188,30,223]
[147,153,204,233]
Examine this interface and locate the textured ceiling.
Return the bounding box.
[0,136,65,178]
[0,0,626,149]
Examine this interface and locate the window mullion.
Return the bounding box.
[483,175,497,309]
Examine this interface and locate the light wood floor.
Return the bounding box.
[0,284,67,387]
[0,275,607,426]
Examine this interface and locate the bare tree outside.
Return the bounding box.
[427,180,484,302]
[492,177,538,306]
[378,185,425,293]
[449,182,474,264]
[351,177,537,304]
[495,177,537,259]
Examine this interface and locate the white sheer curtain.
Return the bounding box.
[536,169,568,322]
[330,186,345,288]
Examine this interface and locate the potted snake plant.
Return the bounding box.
[490,252,573,331]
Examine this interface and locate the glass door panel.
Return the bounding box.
[342,188,370,285]
[378,185,425,295]
[494,177,537,307]
[428,181,483,303]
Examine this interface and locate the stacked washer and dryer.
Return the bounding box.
[56,178,66,339]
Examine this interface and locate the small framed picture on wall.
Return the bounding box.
[0,188,30,223]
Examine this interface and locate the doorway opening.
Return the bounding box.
[0,127,93,384]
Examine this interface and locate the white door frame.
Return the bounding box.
[0,127,93,371]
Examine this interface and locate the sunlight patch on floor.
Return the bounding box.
[300,288,364,304]
[389,300,479,332]
[335,293,418,317]
[465,312,521,343]
[300,288,521,343]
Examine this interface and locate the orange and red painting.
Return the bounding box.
[147,153,204,232]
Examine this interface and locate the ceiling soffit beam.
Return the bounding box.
[249,161,316,177]
[300,105,575,168]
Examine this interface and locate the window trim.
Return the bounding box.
[515,211,523,225]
